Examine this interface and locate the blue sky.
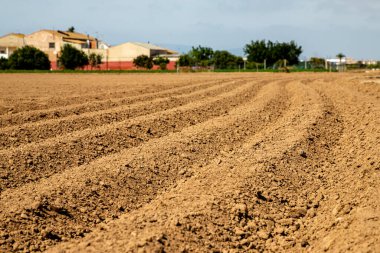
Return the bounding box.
[2,0,380,59]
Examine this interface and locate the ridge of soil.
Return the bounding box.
[0,73,378,253]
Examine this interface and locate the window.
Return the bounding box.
[49,42,55,49]
[0,50,5,54]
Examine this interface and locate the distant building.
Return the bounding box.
[0,29,180,70]
[0,33,26,59]
[24,30,104,69]
[106,42,179,70]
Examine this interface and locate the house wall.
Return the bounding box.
[0,34,25,48]
[25,31,63,62]
[107,43,151,62]
[50,60,177,71]
[0,34,25,58]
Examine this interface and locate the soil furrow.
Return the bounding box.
[0,78,235,127]
[0,73,377,253]
[0,79,262,191]
[0,80,290,252]
[0,74,236,115]
[302,79,380,252]
[0,79,244,149]
[47,79,332,253]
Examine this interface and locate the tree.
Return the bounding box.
[244,40,302,67]
[189,45,214,67]
[213,50,242,69]
[309,57,325,69]
[336,53,345,72]
[88,53,103,69]
[58,44,89,70]
[67,26,75,33]
[177,54,194,67]
[0,57,9,70]
[336,53,345,63]
[8,46,50,70]
[133,55,153,69]
[153,56,170,70]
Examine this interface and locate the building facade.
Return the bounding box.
[0,30,179,70]
[0,33,26,59]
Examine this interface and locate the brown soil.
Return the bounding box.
[0,73,378,253]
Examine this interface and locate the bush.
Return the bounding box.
[153,56,169,70]
[177,54,194,67]
[133,55,153,69]
[0,57,9,70]
[88,53,103,69]
[8,46,50,70]
[58,44,89,70]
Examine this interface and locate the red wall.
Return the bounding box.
[51,61,177,71]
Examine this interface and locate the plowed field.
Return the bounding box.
[0,73,379,253]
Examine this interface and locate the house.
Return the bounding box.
[106,42,179,70]
[0,29,180,70]
[24,30,105,69]
[0,33,25,59]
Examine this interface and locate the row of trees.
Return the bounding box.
[178,46,244,69]
[178,40,303,70]
[244,40,302,66]
[133,55,170,70]
[0,44,103,70]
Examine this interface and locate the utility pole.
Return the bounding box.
[264,59,267,70]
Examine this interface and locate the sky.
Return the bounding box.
[2,0,380,59]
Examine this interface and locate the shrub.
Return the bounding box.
[153,56,169,70]
[133,55,153,69]
[8,46,50,70]
[58,44,89,70]
[0,57,9,70]
[88,53,103,69]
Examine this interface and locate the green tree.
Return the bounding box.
[244,40,302,67]
[88,53,103,69]
[58,44,89,70]
[8,46,50,70]
[189,45,214,67]
[67,26,75,33]
[0,57,9,70]
[177,54,194,67]
[133,55,153,69]
[213,50,242,69]
[336,53,345,64]
[153,56,169,70]
[336,53,346,72]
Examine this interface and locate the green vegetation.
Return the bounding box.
[0,57,9,70]
[88,53,103,69]
[133,55,153,69]
[67,26,75,33]
[178,46,243,70]
[188,46,214,67]
[244,40,302,67]
[309,57,326,69]
[58,44,89,70]
[213,50,244,69]
[4,46,51,70]
[153,56,170,70]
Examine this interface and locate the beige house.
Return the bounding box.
[25,30,103,64]
[108,42,179,62]
[0,33,26,59]
[0,29,180,70]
